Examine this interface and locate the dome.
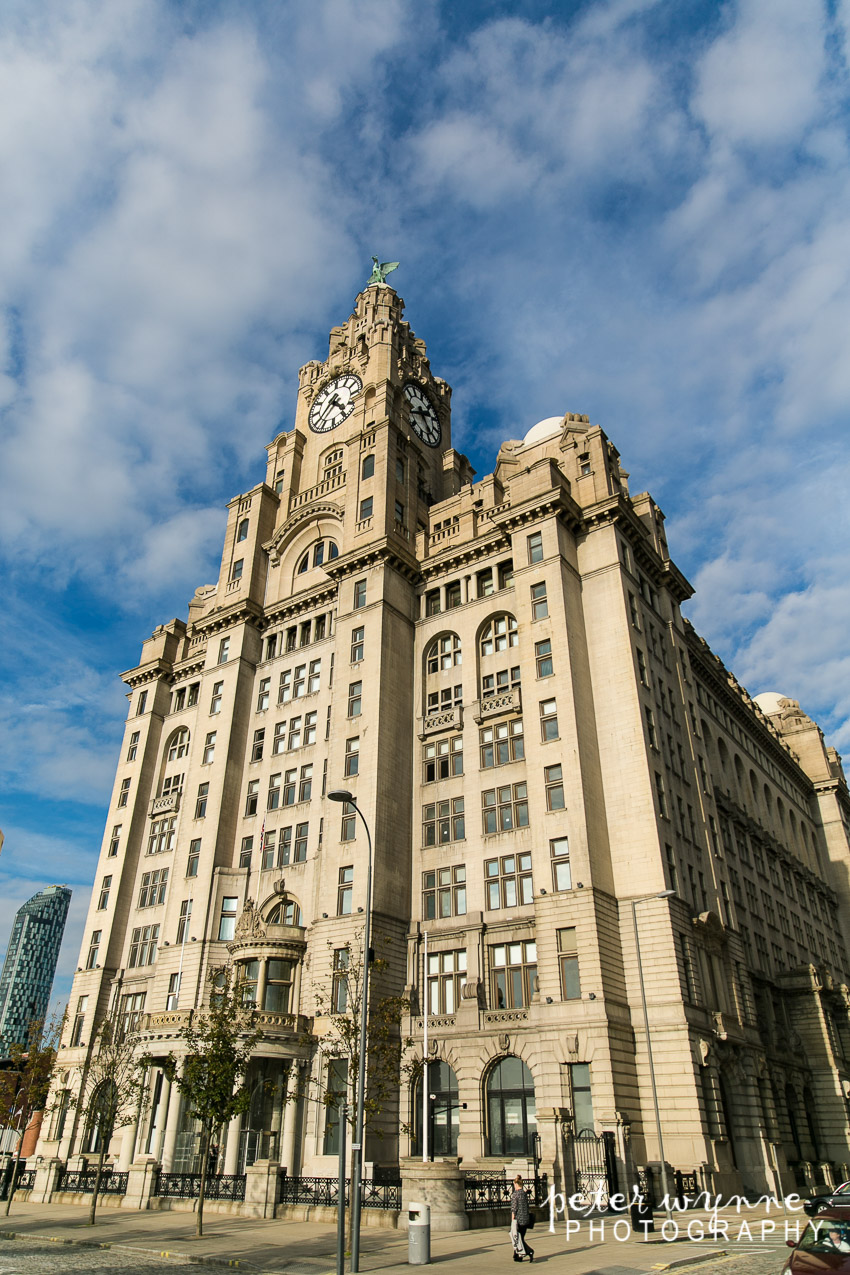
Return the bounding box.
[522,417,564,447]
[753,692,787,716]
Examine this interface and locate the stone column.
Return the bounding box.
[400,1157,469,1231]
[224,1111,243,1176]
[121,1158,161,1211]
[244,1158,280,1219]
[280,1064,301,1175]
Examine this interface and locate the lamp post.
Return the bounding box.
[631,889,675,1226]
[328,789,373,1274]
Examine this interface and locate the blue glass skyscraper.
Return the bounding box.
[0,885,71,1055]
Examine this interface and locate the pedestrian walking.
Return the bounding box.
[510,1174,534,1262]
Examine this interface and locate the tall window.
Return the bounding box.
[218,897,238,941]
[423,736,463,781]
[479,720,524,767]
[482,783,528,833]
[422,865,466,919]
[427,634,462,672]
[558,928,580,999]
[427,949,467,1013]
[491,941,537,1008]
[422,798,465,846]
[487,1057,536,1156]
[480,615,518,655]
[551,837,571,890]
[485,853,532,908]
[337,867,353,915]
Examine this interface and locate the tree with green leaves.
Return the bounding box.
[0,1012,62,1216]
[162,967,263,1237]
[71,1009,148,1225]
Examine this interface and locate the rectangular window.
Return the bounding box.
[540,698,559,741]
[491,940,536,1008]
[545,764,565,810]
[108,825,121,858]
[195,782,209,818]
[535,639,553,678]
[479,720,524,767]
[138,867,169,908]
[482,783,529,833]
[245,779,259,816]
[230,558,244,581]
[361,453,375,479]
[351,626,364,662]
[551,837,571,891]
[338,866,353,915]
[251,728,265,762]
[359,496,373,520]
[239,836,253,869]
[128,924,158,968]
[422,865,466,920]
[137,691,148,715]
[202,732,216,764]
[348,681,362,717]
[531,581,548,620]
[353,579,367,609]
[97,876,112,910]
[423,736,463,782]
[187,839,200,877]
[558,927,580,999]
[422,797,465,846]
[528,531,544,563]
[218,897,238,941]
[298,764,313,802]
[484,853,533,909]
[344,737,360,777]
[427,949,467,1013]
[333,948,349,1013]
[118,777,131,808]
[570,1063,594,1133]
[85,931,101,969]
[127,731,140,762]
[341,802,357,841]
[147,816,176,855]
[176,899,192,945]
[218,637,230,664]
[210,681,223,714]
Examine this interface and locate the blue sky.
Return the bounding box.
[1,0,849,1006]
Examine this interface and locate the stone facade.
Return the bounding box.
[37,285,850,1203]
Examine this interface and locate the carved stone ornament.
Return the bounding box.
[234,898,266,941]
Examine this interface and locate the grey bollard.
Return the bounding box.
[408,1201,431,1265]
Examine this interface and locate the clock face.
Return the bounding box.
[404,382,441,448]
[308,374,363,433]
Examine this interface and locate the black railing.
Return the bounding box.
[277,1175,401,1210]
[157,1172,246,1201]
[464,1173,545,1211]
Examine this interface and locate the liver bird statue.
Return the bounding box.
[367,256,399,286]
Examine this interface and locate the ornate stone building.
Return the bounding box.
[38,282,850,1200]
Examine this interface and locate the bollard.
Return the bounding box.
[408,1201,431,1265]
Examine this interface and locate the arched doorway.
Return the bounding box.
[413,1061,459,1158]
[486,1056,536,1157]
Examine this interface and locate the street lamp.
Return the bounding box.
[328,789,373,1274]
[631,889,675,1226]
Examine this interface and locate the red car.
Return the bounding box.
[783,1211,850,1271]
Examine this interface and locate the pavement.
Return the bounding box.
[0,1200,801,1275]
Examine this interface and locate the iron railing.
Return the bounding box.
[277,1175,401,1210]
[157,1172,246,1201]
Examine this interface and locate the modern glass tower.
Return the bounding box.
[0,885,71,1055]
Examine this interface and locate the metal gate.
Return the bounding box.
[572,1129,618,1209]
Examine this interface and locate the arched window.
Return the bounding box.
[167,728,190,761]
[413,1061,459,1158]
[427,634,462,673]
[480,615,518,656]
[486,1056,536,1157]
[297,540,339,573]
[267,898,302,927]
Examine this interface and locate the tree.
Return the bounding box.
[71,1010,148,1225]
[0,1012,62,1216]
[163,967,263,1237]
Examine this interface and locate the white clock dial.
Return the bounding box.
[404,382,442,448]
[308,374,363,433]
